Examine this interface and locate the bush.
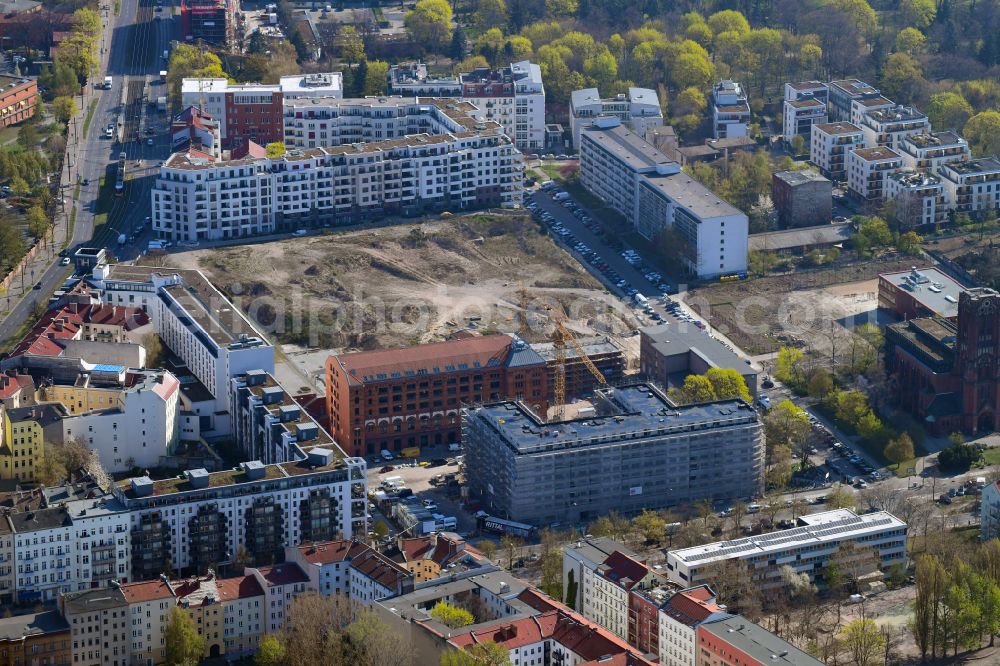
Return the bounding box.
[938,443,980,472]
[430,601,474,629]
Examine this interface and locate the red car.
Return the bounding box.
[379,465,394,473]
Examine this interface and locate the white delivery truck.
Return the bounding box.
[634,293,648,307]
[103,76,113,89]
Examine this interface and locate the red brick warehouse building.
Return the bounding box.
[0,75,37,127]
[325,334,549,457]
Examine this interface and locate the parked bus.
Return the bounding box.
[476,512,537,539]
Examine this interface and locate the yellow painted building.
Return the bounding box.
[0,404,66,482]
[39,384,123,416]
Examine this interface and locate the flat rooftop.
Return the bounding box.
[470,383,757,455]
[580,122,673,171]
[640,170,744,220]
[903,131,966,149]
[864,105,927,123]
[181,72,342,96]
[748,223,853,252]
[941,157,1000,176]
[814,121,861,136]
[880,266,967,319]
[282,96,485,133]
[852,147,900,162]
[786,98,825,109]
[669,509,905,567]
[887,316,957,364]
[773,169,830,187]
[701,616,824,666]
[641,323,756,375]
[829,79,878,96]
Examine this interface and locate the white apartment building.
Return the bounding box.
[562,537,634,611]
[783,97,826,144]
[245,564,311,634]
[860,105,931,150]
[710,80,750,139]
[898,131,971,171]
[569,87,663,149]
[784,81,828,103]
[57,367,180,473]
[939,157,1000,215]
[848,146,902,202]
[665,509,908,591]
[850,95,894,126]
[90,264,274,436]
[827,79,881,122]
[282,96,483,149]
[59,586,131,666]
[151,128,522,242]
[982,480,1000,540]
[886,171,946,227]
[811,121,864,181]
[121,579,174,666]
[113,449,368,579]
[579,118,748,278]
[285,540,413,603]
[11,496,131,603]
[387,61,546,151]
[0,517,12,604]
[658,585,729,666]
[180,72,343,147]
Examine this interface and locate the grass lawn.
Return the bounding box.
[0,123,20,146]
[539,164,564,181]
[82,99,98,139]
[981,446,1000,466]
[888,457,920,476]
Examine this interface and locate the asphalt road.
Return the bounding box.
[0,0,170,346]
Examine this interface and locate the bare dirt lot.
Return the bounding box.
[168,214,640,389]
[684,258,919,356]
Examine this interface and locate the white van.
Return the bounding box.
[448,443,462,452]
[380,449,394,461]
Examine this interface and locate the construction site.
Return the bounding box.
[166,213,644,394]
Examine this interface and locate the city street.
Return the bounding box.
[0,0,170,344]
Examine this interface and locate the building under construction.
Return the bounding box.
[180,0,235,48]
[534,335,625,403]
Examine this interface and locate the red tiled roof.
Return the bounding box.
[0,374,26,399]
[296,540,354,565]
[255,563,310,587]
[216,575,265,601]
[599,551,650,591]
[329,334,521,384]
[347,545,411,590]
[120,580,174,604]
[661,586,724,627]
[399,536,433,562]
[9,304,148,358]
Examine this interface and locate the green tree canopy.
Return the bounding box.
[164,607,205,666]
[431,601,475,629]
[405,0,454,51]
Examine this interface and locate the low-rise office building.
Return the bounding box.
[847,146,902,202]
[665,509,907,591]
[938,157,1000,215]
[878,266,968,321]
[771,169,832,228]
[463,383,764,526]
[386,61,545,151]
[886,171,946,228]
[0,75,37,127]
[640,324,757,396]
[569,87,663,149]
[810,121,864,181]
[325,334,548,458]
[579,119,748,278]
[710,80,750,139]
[898,131,971,171]
[698,616,823,666]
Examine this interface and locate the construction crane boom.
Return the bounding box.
[551,316,606,417]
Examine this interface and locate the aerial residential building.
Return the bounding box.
[810,121,864,181]
[579,119,748,278]
[113,448,367,578]
[0,75,37,127]
[180,0,235,47]
[0,516,11,605]
[659,586,729,666]
[387,61,546,151]
[697,616,824,666]
[563,538,641,613]
[885,287,1000,435]
[463,383,764,526]
[152,124,522,242]
[375,569,654,666]
[938,157,1000,215]
[784,81,828,104]
[981,480,1000,540]
[849,95,894,126]
[385,532,489,583]
[827,79,881,122]
[231,369,337,466]
[847,146,902,203]
[878,266,968,322]
[665,509,907,591]
[639,324,758,396]
[89,264,274,437]
[42,366,180,474]
[710,81,750,139]
[1,403,66,482]
[782,98,826,144]
[569,87,664,149]
[120,579,175,666]
[533,335,626,402]
[170,106,222,158]
[771,169,833,228]
[180,73,343,147]
[859,105,931,150]
[886,171,946,228]
[285,539,414,602]
[245,563,311,634]
[898,131,971,171]
[325,334,548,458]
[0,611,70,666]
[59,587,130,666]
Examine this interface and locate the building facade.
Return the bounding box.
[847,146,902,203]
[464,384,764,526]
[885,171,946,228]
[827,79,880,122]
[938,158,1000,216]
[325,334,548,458]
[810,121,863,181]
[665,509,907,591]
[0,75,37,127]
[180,73,343,147]
[771,169,832,228]
[710,81,750,139]
[782,98,826,145]
[1,403,65,482]
[897,131,971,171]
[569,87,663,150]
[0,611,70,666]
[659,586,729,666]
[859,105,930,150]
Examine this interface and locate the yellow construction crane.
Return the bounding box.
[551,316,607,415]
